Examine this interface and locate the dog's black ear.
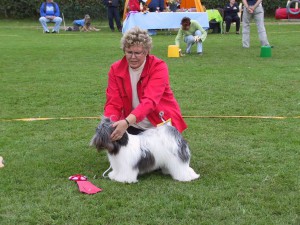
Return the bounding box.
[90,118,113,151]
[107,132,128,155]
[117,132,129,146]
[90,117,129,154]
[90,132,117,152]
[90,134,105,151]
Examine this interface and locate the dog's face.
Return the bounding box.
[90,117,128,154]
[84,18,91,28]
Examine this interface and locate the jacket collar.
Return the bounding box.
[116,55,150,79]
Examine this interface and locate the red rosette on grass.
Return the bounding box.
[69,174,102,194]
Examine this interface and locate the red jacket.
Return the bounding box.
[104,54,187,133]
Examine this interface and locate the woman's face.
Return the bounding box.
[124,45,148,69]
[182,22,191,31]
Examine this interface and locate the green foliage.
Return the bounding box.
[0,20,300,224]
[0,0,290,19]
[0,0,107,19]
[58,0,107,20]
[201,0,288,16]
[0,0,40,18]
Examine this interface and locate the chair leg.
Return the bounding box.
[222,22,225,34]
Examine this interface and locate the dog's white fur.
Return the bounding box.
[90,117,200,183]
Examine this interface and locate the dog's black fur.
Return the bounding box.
[91,117,129,155]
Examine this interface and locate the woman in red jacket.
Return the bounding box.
[104,27,187,141]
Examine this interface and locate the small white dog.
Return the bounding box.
[90,117,200,183]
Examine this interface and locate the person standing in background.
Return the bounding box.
[127,0,141,11]
[103,0,122,32]
[39,0,62,33]
[242,0,271,48]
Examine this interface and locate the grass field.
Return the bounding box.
[0,19,299,224]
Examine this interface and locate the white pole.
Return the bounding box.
[62,12,66,31]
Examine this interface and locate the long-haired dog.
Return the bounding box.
[90,117,200,183]
[81,14,100,32]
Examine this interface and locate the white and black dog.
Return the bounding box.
[90,117,200,183]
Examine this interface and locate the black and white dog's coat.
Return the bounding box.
[90,117,200,183]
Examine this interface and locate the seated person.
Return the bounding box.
[71,16,87,31]
[224,0,240,34]
[166,0,181,12]
[81,19,100,32]
[175,17,207,55]
[67,15,100,32]
[147,0,165,35]
[39,0,62,33]
[148,0,164,12]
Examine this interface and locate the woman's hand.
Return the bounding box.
[110,120,129,141]
[248,6,254,13]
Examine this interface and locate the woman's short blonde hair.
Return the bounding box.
[121,27,153,52]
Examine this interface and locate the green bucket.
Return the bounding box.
[260,46,272,58]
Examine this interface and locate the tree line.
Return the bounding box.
[0,0,288,19]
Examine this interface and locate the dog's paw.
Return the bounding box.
[114,176,138,183]
[174,174,200,182]
[109,172,138,183]
[0,156,4,168]
[108,171,116,180]
[189,172,200,181]
[172,167,200,182]
[188,167,200,180]
[161,167,170,175]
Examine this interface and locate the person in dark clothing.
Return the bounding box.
[146,0,165,35]
[224,0,241,34]
[148,0,164,12]
[103,0,122,32]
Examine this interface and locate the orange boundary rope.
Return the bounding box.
[1,115,299,122]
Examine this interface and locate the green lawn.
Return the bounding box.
[0,19,299,224]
